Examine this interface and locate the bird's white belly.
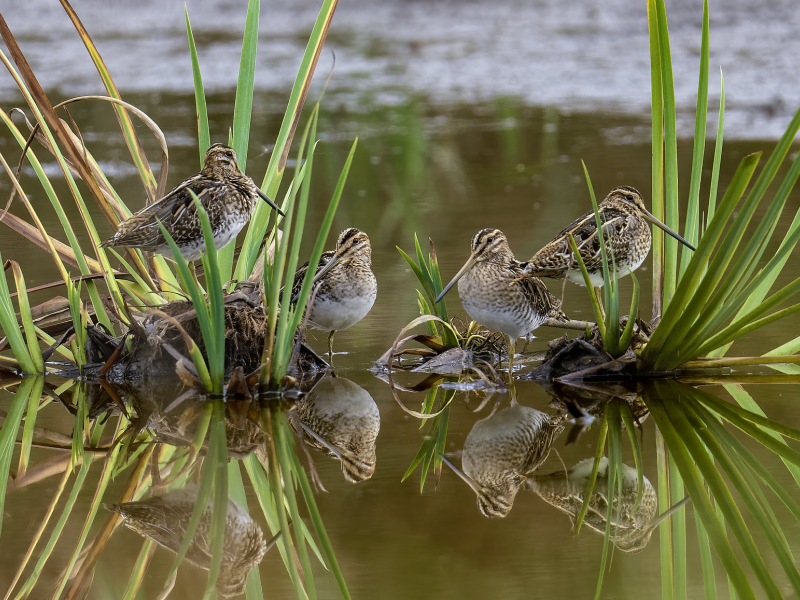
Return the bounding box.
[460,295,543,340]
[566,259,639,288]
[309,292,376,331]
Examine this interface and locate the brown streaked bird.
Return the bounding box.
[529,457,689,552]
[290,228,377,361]
[109,487,278,598]
[435,228,567,373]
[100,143,282,261]
[523,186,695,288]
[292,376,380,483]
[441,400,565,518]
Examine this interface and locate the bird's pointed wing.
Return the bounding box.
[528,206,630,275]
[104,174,216,249]
[287,250,337,305]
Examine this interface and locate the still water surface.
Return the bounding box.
[1,8,800,596]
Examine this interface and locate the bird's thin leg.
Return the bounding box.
[327,330,336,365]
[521,333,532,355]
[507,335,516,376]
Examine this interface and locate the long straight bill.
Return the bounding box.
[643,210,696,251]
[435,255,478,303]
[291,253,342,303]
[257,187,285,216]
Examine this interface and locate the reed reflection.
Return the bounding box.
[291,376,380,483]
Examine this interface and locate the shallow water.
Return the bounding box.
[2,2,800,599]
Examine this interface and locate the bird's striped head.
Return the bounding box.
[477,488,514,519]
[605,186,646,212]
[335,228,372,260]
[470,228,512,261]
[203,143,242,176]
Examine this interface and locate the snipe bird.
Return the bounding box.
[441,400,564,518]
[101,144,282,261]
[292,376,380,483]
[109,487,277,598]
[435,228,567,373]
[290,228,377,362]
[529,457,689,552]
[523,186,695,287]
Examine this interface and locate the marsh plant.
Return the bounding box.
[0,0,355,597]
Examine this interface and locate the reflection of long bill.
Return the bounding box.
[642,210,696,252]
[439,453,485,496]
[435,254,479,304]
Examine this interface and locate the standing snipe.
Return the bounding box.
[109,487,275,598]
[101,144,282,261]
[290,228,377,362]
[292,376,380,483]
[435,228,567,373]
[529,457,689,552]
[441,399,564,518]
[523,186,695,287]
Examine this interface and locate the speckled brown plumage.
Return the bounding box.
[109,487,268,598]
[100,144,281,261]
[289,228,377,359]
[436,228,567,372]
[523,186,693,287]
[459,401,564,518]
[293,376,380,483]
[529,457,672,552]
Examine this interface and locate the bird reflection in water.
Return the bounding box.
[110,487,279,598]
[292,376,380,483]
[529,457,689,552]
[442,398,565,517]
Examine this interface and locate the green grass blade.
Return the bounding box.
[291,448,352,600]
[654,0,680,307]
[708,70,725,222]
[227,461,264,600]
[695,506,718,600]
[683,399,800,596]
[185,7,210,167]
[287,138,358,340]
[274,409,317,600]
[575,413,607,534]
[203,402,229,599]
[9,263,43,372]
[646,391,756,600]
[668,452,687,600]
[568,234,605,338]
[655,427,673,600]
[678,0,709,280]
[235,0,339,281]
[662,396,780,598]
[648,0,665,320]
[725,384,800,486]
[641,152,761,369]
[0,378,39,538]
[13,449,94,599]
[218,0,260,281]
[619,402,644,511]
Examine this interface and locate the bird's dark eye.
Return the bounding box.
[225,151,234,158]
[352,237,361,244]
[486,237,494,244]
[625,194,634,201]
